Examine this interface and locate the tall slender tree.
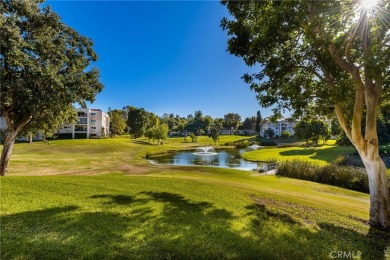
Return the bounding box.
[0,1,103,175]
[255,111,263,133]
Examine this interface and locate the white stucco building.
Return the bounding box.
[56,108,110,138]
[260,119,300,137]
[260,118,331,137]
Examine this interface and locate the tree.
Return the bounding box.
[213,118,225,129]
[0,1,103,176]
[127,107,148,139]
[222,0,390,228]
[264,128,275,138]
[294,121,312,147]
[310,120,330,146]
[331,117,342,136]
[242,116,256,130]
[154,124,169,145]
[208,125,220,145]
[189,133,197,143]
[144,128,155,143]
[255,111,263,133]
[223,113,241,130]
[108,110,126,136]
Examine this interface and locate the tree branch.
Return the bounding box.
[317,59,352,139]
[345,10,365,65]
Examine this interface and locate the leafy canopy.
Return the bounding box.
[221,0,389,119]
[0,0,103,132]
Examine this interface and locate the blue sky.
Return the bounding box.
[47,1,272,119]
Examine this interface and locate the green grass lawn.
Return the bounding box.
[242,142,356,165]
[1,137,389,258]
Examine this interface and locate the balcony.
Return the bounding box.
[76,118,88,124]
[77,112,88,117]
[74,127,87,132]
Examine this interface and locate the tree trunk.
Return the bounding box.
[360,153,390,229]
[0,131,18,176]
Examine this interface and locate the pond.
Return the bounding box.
[148,147,260,171]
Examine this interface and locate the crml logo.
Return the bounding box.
[330,251,362,259]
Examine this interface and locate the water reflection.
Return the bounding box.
[149,149,258,171]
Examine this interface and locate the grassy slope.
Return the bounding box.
[1,137,389,258]
[6,135,250,176]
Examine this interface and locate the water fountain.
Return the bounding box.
[248,144,262,150]
[193,146,218,155]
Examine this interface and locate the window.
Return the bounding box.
[91,120,96,123]
[91,126,96,130]
[91,112,96,116]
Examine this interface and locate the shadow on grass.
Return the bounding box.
[2,193,389,259]
[89,194,135,205]
[246,199,390,260]
[279,146,354,164]
[279,148,317,156]
[132,140,154,146]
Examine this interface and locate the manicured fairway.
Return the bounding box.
[2,172,389,259]
[1,137,389,258]
[242,142,356,165]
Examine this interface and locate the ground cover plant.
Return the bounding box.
[1,137,390,258]
[277,160,371,193]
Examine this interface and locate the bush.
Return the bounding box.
[260,140,277,146]
[336,133,353,147]
[56,133,72,139]
[74,133,87,139]
[277,142,305,148]
[335,155,364,168]
[235,140,249,148]
[276,160,374,193]
[281,131,291,138]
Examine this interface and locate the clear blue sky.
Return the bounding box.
[47,1,273,119]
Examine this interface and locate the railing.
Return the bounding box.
[76,119,88,124]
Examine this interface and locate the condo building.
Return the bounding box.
[56,108,110,138]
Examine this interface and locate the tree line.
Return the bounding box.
[108,106,264,140]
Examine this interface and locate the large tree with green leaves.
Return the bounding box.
[108,110,127,136]
[241,116,256,130]
[127,107,148,139]
[223,113,241,130]
[294,121,312,147]
[0,0,103,176]
[222,0,390,228]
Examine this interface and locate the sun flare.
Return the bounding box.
[361,0,378,10]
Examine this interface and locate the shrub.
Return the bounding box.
[75,133,87,139]
[260,140,277,146]
[235,140,249,148]
[281,131,291,138]
[277,142,305,148]
[335,155,364,168]
[276,160,373,193]
[264,128,275,138]
[336,133,353,147]
[145,151,151,159]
